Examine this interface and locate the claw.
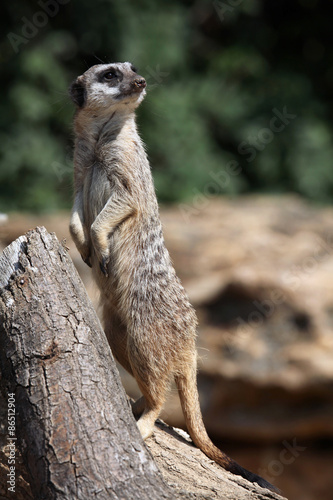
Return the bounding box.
[100,257,109,277]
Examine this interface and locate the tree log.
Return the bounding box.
[146,421,287,500]
[0,227,287,500]
[0,227,177,500]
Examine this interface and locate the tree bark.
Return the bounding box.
[146,420,287,500]
[0,227,286,500]
[0,227,177,500]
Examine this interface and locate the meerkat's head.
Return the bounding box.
[69,62,146,114]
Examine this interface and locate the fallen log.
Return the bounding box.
[0,227,286,500]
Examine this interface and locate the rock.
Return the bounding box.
[158,195,333,445]
[0,213,7,225]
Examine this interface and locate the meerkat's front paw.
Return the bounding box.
[99,255,110,277]
[93,245,110,276]
[90,225,111,276]
[77,244,92,268]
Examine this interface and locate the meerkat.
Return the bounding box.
[68,62,277,492]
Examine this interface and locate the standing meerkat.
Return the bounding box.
[69,62,277,492]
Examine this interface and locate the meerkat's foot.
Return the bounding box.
[137,417,155,440]
[131,396,145,419]
[136,408,160,440]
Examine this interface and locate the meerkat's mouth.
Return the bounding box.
[120,89,143,97]
[116,89,146,102]
[116,79,147,100]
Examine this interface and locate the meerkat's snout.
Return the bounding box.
[133,78,146,89]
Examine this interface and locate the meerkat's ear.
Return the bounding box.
[69,77,86,108]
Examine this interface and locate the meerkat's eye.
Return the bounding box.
[131,65,138,73]
[103,71,117,80]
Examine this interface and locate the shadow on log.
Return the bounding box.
[0,227,287,500]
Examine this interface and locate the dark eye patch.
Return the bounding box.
[103,71,117,80]
[97,67,122,84]
[131,65,138,73]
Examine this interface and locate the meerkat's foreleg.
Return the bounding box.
[70,190,91,266]
[91,191,135,275]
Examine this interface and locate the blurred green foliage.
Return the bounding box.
[1,0,332,211]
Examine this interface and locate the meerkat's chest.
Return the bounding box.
[83,163,111,227]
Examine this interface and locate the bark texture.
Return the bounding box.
[0,227,287,500]
[146,421,287,500]
[0,227,175,500]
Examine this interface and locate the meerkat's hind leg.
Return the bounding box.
[133,372,169,440]
[136,405,162,440]
[102,309,135,375]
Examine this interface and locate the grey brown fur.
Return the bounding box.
[69,62,278,493]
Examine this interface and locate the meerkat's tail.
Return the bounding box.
[174,368,280,494]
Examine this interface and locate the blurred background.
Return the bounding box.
[1,1,333,499]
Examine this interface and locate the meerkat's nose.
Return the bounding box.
[134,78,146,89]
